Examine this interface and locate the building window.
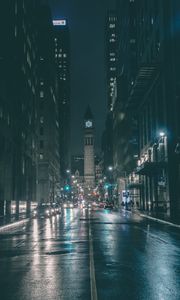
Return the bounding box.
[27,52,31,68]
[40,140,44,149]
[15,26,17,37]
[15,2,17,14]
[40,127,44,135]
[40,91,44,98]
[130,39,136,44]
[0,107,3,119]
[40,116,44,124]
[40,154,43,160]
[22,158,25,175]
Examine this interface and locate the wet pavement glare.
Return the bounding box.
[0,208,180,300]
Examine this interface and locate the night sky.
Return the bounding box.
[48,0,115,155]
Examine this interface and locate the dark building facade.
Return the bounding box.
[102,11,118,173]
[112,0,180,221]
[53,19,71,183]
[0,1,62,215]
[36,6,60,204]
[0,0,39,216]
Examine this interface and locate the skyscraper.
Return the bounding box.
[106,11,117,112]
[36,5,60,204]
[102,11,118,172]
[53,19,71,183]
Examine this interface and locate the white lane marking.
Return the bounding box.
[89,219,98,300]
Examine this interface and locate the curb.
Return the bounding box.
[121,208,180,229]
[139,214,180,229]
[0,218,29,233]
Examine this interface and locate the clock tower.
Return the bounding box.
[84,106,95,190]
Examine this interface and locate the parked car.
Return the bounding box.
[32,204,52,218]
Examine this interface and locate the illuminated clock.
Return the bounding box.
[85,120,92,128]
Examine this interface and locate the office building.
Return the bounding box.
[53,19,71,183]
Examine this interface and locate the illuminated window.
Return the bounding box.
[130,39,136,43]
[15,26,17,37]
[40,154,43,160]
[40,116,44,123]
[15,2,17,14]
[27,52,31,68]
[40,91,44,98]
[109,24,115,28]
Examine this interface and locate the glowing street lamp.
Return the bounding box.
[159,132,165,137]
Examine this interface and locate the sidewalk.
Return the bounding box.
[0,214,30,232]
[122,208,180,228]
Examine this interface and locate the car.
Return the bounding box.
[32,204,52,218]
[98,202,105,208]
[81,202,92,209]
[104,202,114,209]
[50,203,61,215]
[63,201,75,208]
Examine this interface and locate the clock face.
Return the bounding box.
[85,120,92,128]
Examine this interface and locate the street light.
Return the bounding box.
[108,166,113,171]
[107,166,114,203]
[159,131,165,137]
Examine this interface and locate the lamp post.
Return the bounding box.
[108,166,113,203]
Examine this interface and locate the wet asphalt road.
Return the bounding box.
[0,208,180,300]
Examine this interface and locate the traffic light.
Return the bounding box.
[64,184,70,191]
[104,183,110,189]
